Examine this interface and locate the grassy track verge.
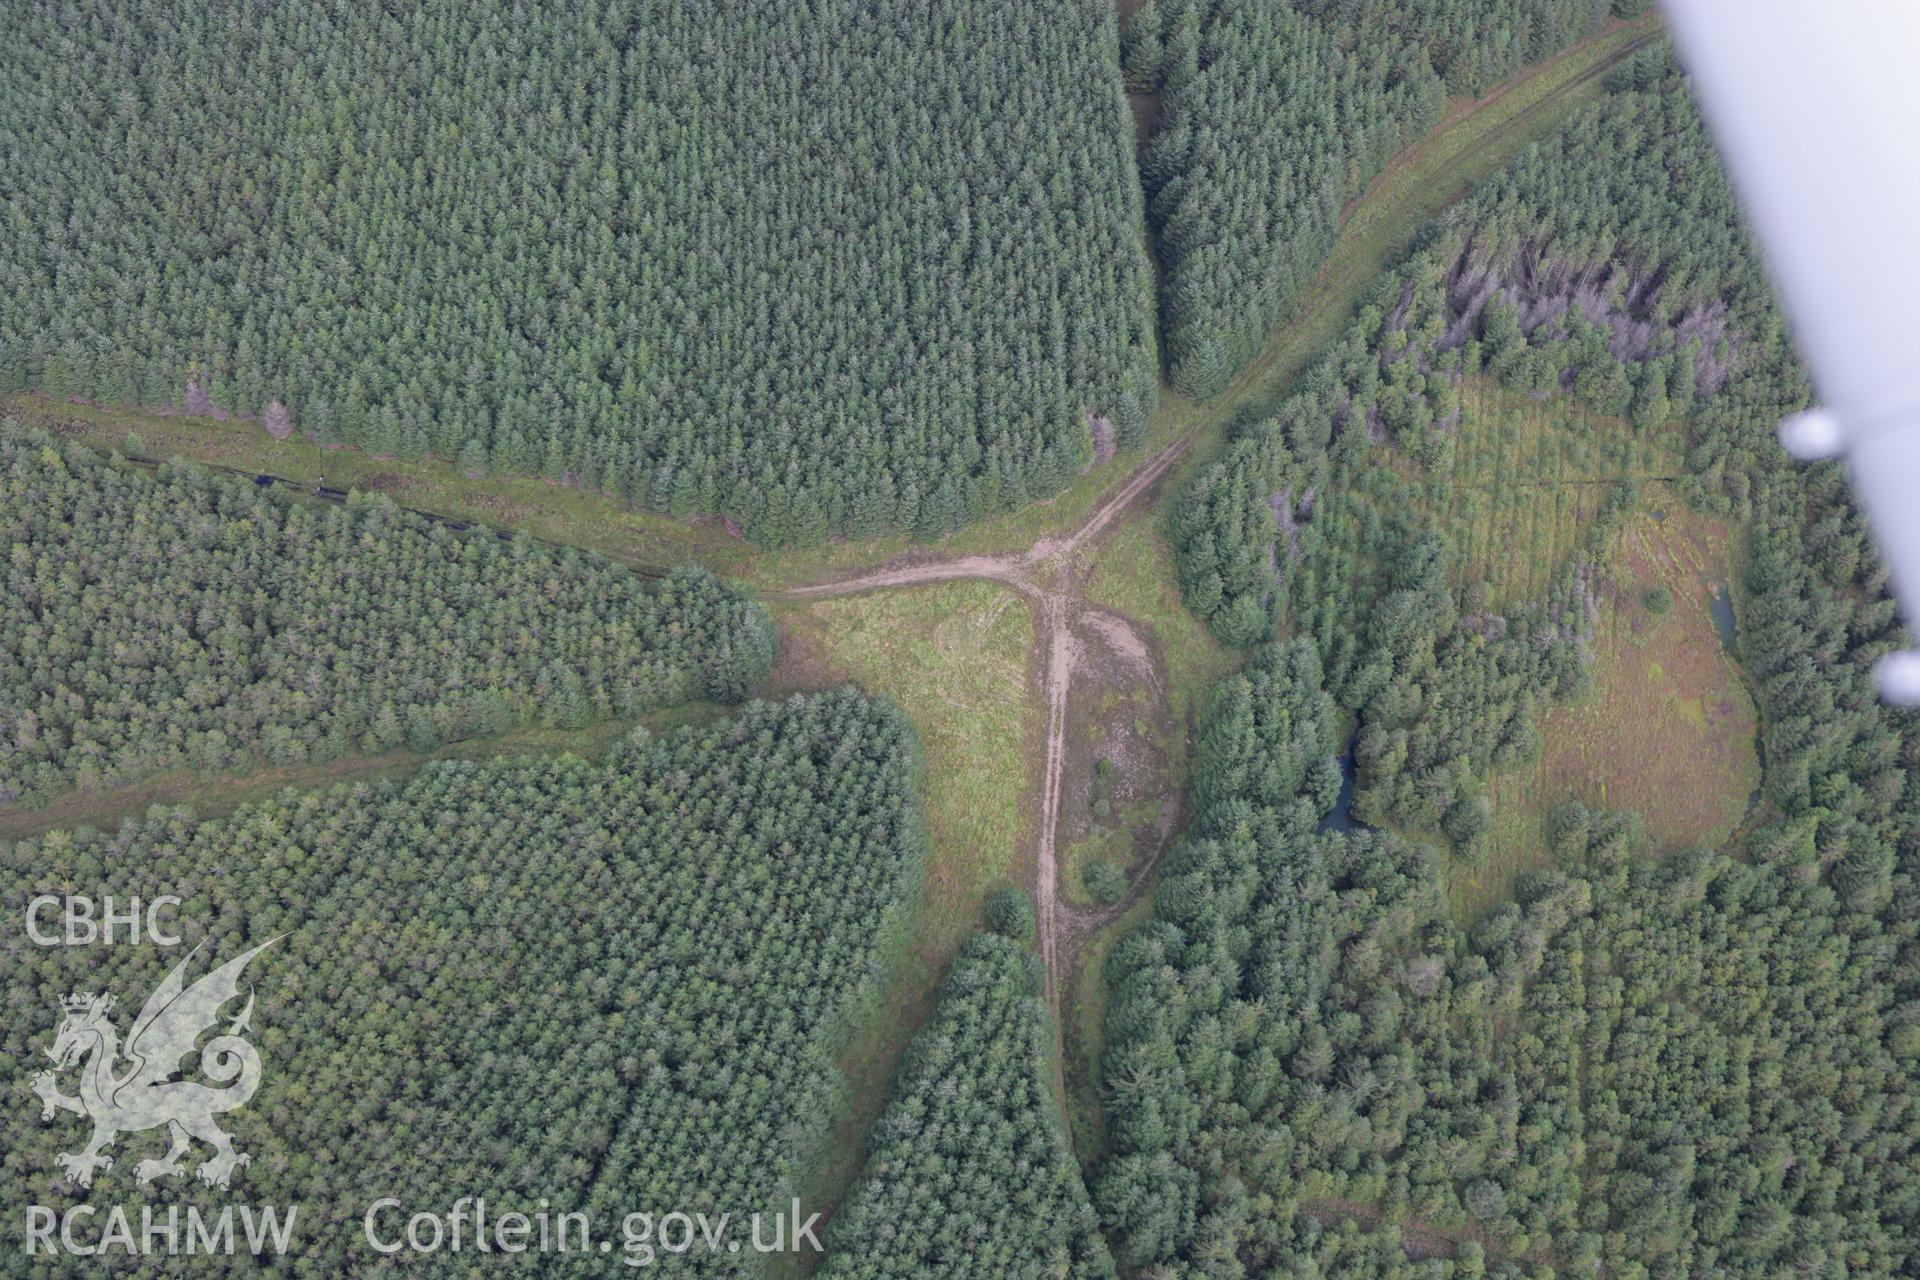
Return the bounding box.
[1064,895,1152,1172]
[758,581,1040,1270]
[0,704,728,845]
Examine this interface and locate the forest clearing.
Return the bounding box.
[1470,506,1762,918]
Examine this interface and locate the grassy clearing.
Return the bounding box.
[1459,505,1760,919]
[766,582,1038,938]
[1421,377,1683,607]
[1356,379,1747,922]
[1067,513,1235,907]
[1082,515,1242,735]
[759,580,1039,1261]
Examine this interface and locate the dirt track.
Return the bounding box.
[776,430,1190,1117]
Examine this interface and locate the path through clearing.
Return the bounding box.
[774,422,1193,1122]
[773,17,1663,1140]
[773,368,1247,1139]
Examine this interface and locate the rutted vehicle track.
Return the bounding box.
[775,431,1187,1125]
[777,429,1187,1027]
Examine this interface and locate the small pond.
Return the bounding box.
[1709,583,1739,656]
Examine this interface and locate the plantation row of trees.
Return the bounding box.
[3,691,928,1276]
[1128,0,1646,396]
[1169,49,1801,844]
[0,426,774,805]
[823,932,1113,1279]
[1093,641,1919,1277]
[0,0,1157,544]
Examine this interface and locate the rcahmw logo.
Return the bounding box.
[23,938,300,1259]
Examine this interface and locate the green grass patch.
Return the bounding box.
[1459,506,1760,920]
[1082,515,1242,735]
[760,580,1039,1262]
[767,583,1037,932]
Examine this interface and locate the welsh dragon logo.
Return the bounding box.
[29,938,281,1190]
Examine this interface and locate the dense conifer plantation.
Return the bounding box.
[0,426,773,804]
[0,0,1158,543]
[1103,51,1920,1277]
[3,691,927,1275]
[823,933,1113,1279]
[1095,641,1918,1278]
[7,7,1916,1275]
[1129,0,1644,396]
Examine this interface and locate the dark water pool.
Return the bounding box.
[1319,738,1362,834]
[1709,583,1738,655]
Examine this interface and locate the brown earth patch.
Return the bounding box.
[1055,608,1178,904]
